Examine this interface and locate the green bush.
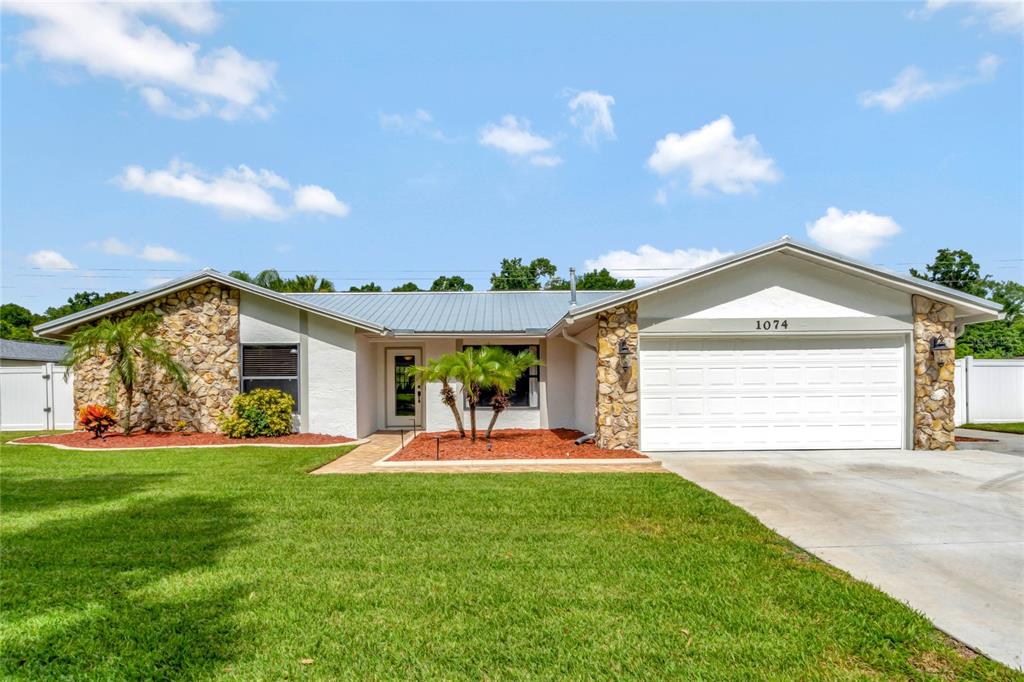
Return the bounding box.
[219,389,295,438]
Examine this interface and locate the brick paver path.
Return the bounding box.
[310,432,665,475]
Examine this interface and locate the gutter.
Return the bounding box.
[561,326,596,353]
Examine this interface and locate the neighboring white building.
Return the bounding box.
[0,340,75,431]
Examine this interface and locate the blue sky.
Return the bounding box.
[2,1,1022,309]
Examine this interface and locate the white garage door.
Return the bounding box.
[640,336,906,451]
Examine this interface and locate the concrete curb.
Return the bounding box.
[374,456,654,467]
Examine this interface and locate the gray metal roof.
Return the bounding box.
[287,291,618,334]
[0,339,67,362]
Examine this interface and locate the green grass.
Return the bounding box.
[962,422,1024,435]
[1,432,1016,680]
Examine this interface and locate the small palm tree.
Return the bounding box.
[404,356,466,438]
[446,346,541,442]
[64,311,189,435]
[484,348,541,439]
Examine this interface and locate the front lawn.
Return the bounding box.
[1,432,1013,679]
[961,422,1024,435]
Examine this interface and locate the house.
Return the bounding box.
[0,339,74,431]
[34,238,1003,451]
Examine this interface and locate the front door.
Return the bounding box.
[385,348,422,428]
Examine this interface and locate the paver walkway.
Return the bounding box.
[311,431,664,474]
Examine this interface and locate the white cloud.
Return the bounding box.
[293,185,350,218]
[99,237,133,256]
[584,245,733,281]
[116,160,350,220]
[910,1,1023,34]
[479,115,559,166]
[529,155,564,167]
[27,249,75,270]
[567,90,615,145]
[379,108,448,140]
[647,116,780,195]
[859,54,1002,111]
[139,245,190,263]
[653,188,669,206]
[805,207,902,258]
[4,1,276,120]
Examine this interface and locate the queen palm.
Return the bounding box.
[404,355,466,438]
[64,311,189,435]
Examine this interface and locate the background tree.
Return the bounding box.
[1,303,40,341]
[490,257,557,290]
[391,282,422,292]
[430,275,474,291]
[911,249,1023,358]
[547,268,635,291]
[348,282,383,292]
[230,269,335,292]
[43,291,132,321]
[63,311,189,435]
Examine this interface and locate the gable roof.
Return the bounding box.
[34,269,389,338]
[287,290,616,335]
[561,236,1004,328]
[0,339,67,362]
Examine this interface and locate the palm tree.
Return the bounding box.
[484,348,541,439]
[446,346,541,442]
[404,356,466,438]
[63,311,188,435]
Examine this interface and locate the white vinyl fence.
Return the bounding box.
[0,364,75,431]
[954,356,1024,426]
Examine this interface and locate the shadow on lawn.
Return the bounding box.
[0,473,180,513]
[2,495,252,678]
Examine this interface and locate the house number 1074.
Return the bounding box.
[755,319,789,330]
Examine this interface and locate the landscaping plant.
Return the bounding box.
[77,404,117,439]
[403,356,466,438]
[443,346,541,442]
[219,388,294,438]
[63,311,188,435]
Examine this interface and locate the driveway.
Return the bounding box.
[650,448,1024,671]
[957,428,1024,457]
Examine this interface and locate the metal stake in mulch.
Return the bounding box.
[400,428,405,451]
[434,436,441,461]
[487,440,493,452]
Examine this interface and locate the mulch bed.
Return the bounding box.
[387,428,646,462]
[12,431,354,449]
[955,435,998,443]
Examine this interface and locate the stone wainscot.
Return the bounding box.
[595,302,639,450]
[912,295,957,451]
[73,283,240,432]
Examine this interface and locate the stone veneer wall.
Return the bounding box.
[595,302,639,450]
[912,295,956,451]
[73,283,240,432]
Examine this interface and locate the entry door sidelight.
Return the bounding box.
[386,349,422,428]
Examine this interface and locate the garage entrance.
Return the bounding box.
[639,336,906,451]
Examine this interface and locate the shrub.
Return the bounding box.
[219,389,294,438]
[79,404,118,439]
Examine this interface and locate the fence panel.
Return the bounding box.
[954,356,1024,425]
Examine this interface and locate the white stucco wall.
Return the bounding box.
[422,339,458,432]
[239,293,300,343]
[543,336,576,429]
[306,314,357,437]
[355,335,378,437]
[571,325,597,434]
[639,252,912,334]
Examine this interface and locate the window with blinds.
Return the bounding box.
[241,344,300,411]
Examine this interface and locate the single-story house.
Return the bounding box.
[0,339,74,431]
[34,237,1003,451]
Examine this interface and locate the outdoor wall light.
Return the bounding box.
[930,337,951,355]
[617,338,632,370]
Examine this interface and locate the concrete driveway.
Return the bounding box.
[651,448,1024,671]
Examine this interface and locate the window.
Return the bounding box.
[464,344,540,409]
[242,344,300,412]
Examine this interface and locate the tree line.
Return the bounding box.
[3,249,1019,358]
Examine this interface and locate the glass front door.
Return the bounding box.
[385,348,422,427]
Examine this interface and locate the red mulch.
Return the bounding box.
[388,428,646,462]
[12,431,354,449]
[955,435,998,443]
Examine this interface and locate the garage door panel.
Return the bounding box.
[640,336,905,451]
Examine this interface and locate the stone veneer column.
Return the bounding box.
[912,294,956,451]
[73,283,240,432]
[595,302,639,450]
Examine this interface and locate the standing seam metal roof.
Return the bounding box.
[286,291,617,333]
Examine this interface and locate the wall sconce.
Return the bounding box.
[930,337,952,358]
[617,338,632,370]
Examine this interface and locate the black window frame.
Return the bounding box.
[240,343,301,414]
[462,344,540,410]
